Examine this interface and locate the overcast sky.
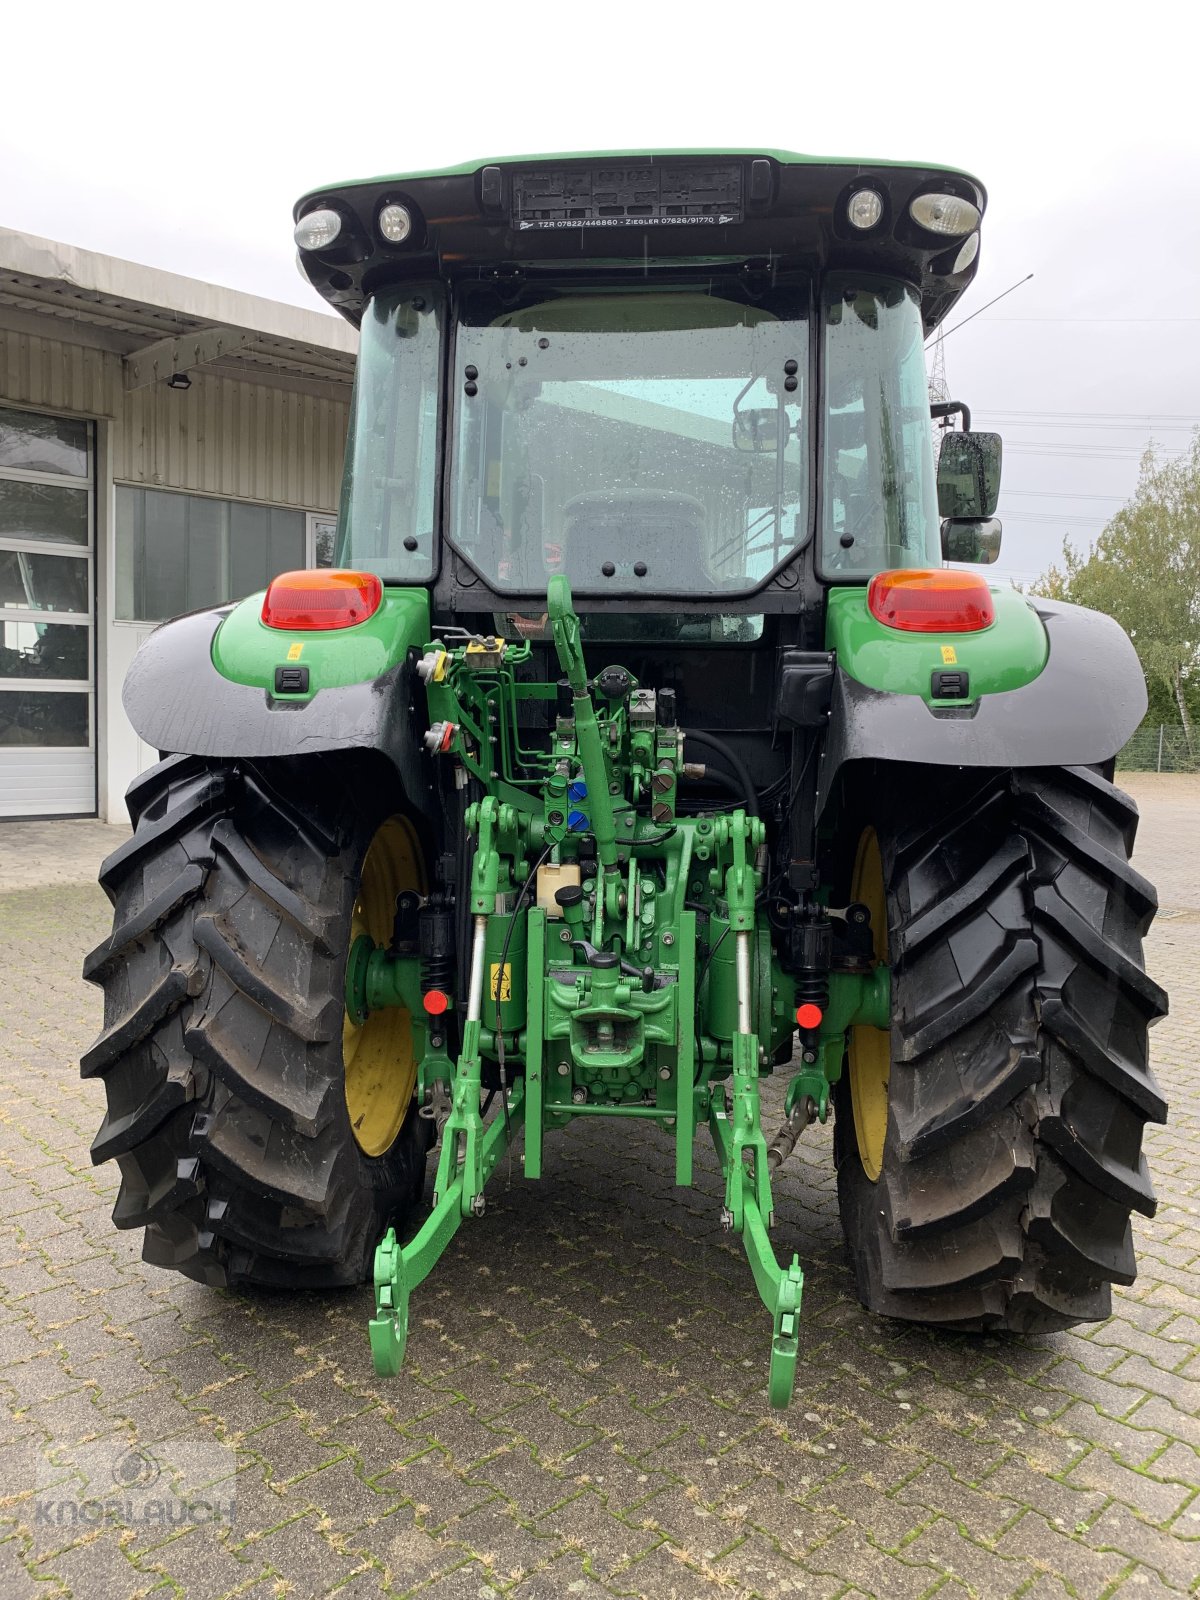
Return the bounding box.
[3,0,1195,585]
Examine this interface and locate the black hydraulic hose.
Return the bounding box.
[682,730,759,817]
[680,765,744,803]
[631,826,677,847]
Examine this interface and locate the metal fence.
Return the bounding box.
[1117,725,1200,773]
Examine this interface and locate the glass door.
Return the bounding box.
[0,406,95,817]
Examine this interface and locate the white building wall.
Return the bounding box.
[0,325,351,821]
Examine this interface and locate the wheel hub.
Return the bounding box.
[343,816,425,1158]
[847,827,890,1181]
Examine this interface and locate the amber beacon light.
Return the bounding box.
[867,569,995,633]
[261,570,383,631]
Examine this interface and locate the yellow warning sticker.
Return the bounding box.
[940,645,958,664]
[287,641,304,661]
[489,963,511,1002]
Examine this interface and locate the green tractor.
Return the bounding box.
[83,152,1168,1406]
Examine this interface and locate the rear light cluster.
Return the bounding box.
[261,570,382,631]
[867,569,995,633]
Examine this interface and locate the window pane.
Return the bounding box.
[229,502,270,598]
[498,610,763,643]
[339,289,443,582]
[227,503,302,597]
[0,619,89,680]
[0,480,89,546]
[184,495,226,611]
[113,486,141,621]
[139,490,188,621]
[0,689,89,746]
[0,549,89,614]
[116,487,309,622]
[0,407,89,477]
[312,518,337,568]
[447,284,808,595]
[821,281,940,576]
[267,507,304,578]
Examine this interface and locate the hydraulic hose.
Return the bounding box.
[679,764,744,807]
[682,730,760,817]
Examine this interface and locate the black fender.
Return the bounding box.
[122,608,436,823]
[818,598,1146,813]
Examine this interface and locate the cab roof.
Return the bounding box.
[294,149,986,333]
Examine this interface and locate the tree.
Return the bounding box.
[1031,432,1200,747]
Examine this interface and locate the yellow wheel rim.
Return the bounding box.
[848,827,890,1181]
[343,816,426,1158]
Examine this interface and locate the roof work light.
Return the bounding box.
[908,193,981,236]
[846,189,883,230]
[293,208,343,251]
[377,204,413,243]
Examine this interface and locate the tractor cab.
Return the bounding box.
[294,152,994,643]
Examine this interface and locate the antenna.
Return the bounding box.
[927,273,1034,454]
[938,273,1035,342]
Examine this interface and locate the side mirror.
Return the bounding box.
[732,407,782,452]
[941,516,1002,564]
[937,431,1002,518]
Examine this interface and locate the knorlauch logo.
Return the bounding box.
[31,1437,238,1529]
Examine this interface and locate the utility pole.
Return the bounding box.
[927,273,1034,457]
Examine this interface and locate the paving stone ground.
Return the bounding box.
[0,775,1197,1600]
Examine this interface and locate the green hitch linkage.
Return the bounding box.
[369,797,526,1379]
[705,809,807,1409]
[368,1080,526,1375]
[709,1100,805,1408]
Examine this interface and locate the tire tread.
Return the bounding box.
[82,754,429,1290]
[836,765,1166,1333]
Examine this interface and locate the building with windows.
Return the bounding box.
[0,228,355,821]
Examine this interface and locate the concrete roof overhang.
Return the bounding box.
[0,229,357,404]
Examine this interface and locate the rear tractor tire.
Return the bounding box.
[834,765,1168,1331]
[82,754,433,1289]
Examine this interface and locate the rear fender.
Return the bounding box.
[122,588,436,821]
[818,594,1146,814]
